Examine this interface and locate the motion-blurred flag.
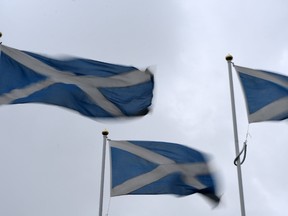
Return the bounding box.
[0,44,154,118]
[109,140,219,203]
[235,65,288,123]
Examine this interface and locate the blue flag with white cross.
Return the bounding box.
[109,140,220,203]
[235,65,288,123]
[0,44,154,118]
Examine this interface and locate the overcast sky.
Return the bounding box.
[1,0,288,216]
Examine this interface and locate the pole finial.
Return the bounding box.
[102,130,109,136]
[226,54,233,61]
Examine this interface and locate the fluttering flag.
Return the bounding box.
[235,65,288,123]
[109,140,220,203]
[0,44,154,118]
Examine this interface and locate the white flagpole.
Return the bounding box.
[99,130,109,216]
[226,55,246,216]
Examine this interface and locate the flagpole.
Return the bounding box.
[99,130,109,216]
[226,54,246,216]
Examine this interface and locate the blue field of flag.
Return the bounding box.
[0,44,154,118]
[109,140,219,203]
[235,65,288,123]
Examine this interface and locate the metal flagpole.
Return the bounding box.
[99,130,109,216]
[226,54,246,216]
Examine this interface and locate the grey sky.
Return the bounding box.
[1,0,288,215]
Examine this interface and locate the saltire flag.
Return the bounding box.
[235,65,288,123]
[0,44,154,118]
[109,140,220,203]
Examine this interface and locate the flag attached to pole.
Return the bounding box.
[0,44,154,118]
[109,140,219,203]
[235,65,288,123]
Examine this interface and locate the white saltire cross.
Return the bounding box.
[235,65,288,122]
[109,140,210,196]
[0,45,152,116]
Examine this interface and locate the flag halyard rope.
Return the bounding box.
[234,125,250,166]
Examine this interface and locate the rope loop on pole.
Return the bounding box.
[234,141,247,166]
[234,125,250,166]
